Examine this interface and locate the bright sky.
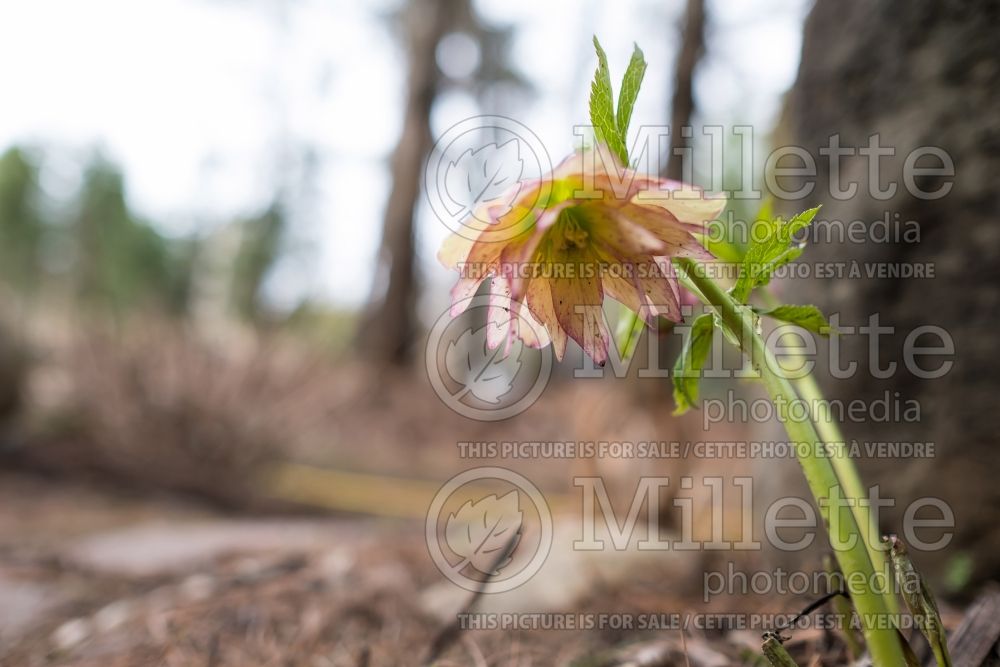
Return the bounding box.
[0,0,810,310]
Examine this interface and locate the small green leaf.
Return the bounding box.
[589,36,628,165]
[732,206,820,302]
[615,43,646,150]
[672,313,714,415]
[761,304,836,337]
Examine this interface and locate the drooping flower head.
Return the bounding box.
[438,144,725,365]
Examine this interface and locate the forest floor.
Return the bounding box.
[0,344,993,666]
[4,467,989,667]
[0,469,874,667]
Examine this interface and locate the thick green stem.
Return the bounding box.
[792,370,899,616]
[677,258,905,666]
[759,291,899,616]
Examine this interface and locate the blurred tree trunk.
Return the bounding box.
[358,0,454,366]
[784,0,1000,590]
[665,0,704,181]
[0,322,25,438]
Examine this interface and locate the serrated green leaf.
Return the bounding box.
[615,43,646,151]
[761,304,836,337]
[788,205,820,231]
[732,206,820,302]
[672,313,714,414]
[589,36,628,165]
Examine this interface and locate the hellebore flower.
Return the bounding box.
[438,144,725,365]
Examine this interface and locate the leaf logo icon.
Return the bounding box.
[444,491,523,576]
[444,140,524,219]
[444,325,521,404]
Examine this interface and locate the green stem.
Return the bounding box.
[762,635,799,667]
[824,554,864,660]
[758,291,899,616]
[677,258,905,666]
[615,310,645,360]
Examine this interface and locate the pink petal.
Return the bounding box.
[513,299,550,350]
[550,144,638,205]
[449,274,487,317]
[583,204,666,256]
[436,198,505,269]
[501,202,571,302]
[600,270,649,323]
[525,277,567,361]
[439,178,546,273]
[636,272,681,322]
[621,203,713,259]
[486,276,515,352]
[447,233,509,316]
[550,267,610,365]
[633,184,727,229]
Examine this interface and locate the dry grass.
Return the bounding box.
[14,318,345,509]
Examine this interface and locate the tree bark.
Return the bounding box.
[784,0,1000,590]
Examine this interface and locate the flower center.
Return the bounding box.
[558,208,590,250]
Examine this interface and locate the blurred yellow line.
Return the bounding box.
[262,462,575,519]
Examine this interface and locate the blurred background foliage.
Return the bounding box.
[0,145,286,324]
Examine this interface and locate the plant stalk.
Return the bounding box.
[759,290,899,616]
[676,258,905,666]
